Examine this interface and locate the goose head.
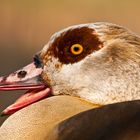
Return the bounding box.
[0,22,140,115]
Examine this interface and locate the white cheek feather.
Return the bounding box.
[57,60,107,104]
[55,61,84,88]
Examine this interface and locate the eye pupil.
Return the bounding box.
[74,47,80,52]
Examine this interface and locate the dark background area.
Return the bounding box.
[0,0,140,125]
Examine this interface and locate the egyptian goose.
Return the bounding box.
[0,22,140,139]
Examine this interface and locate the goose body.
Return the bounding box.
[0,96,96,140]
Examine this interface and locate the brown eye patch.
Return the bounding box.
[48,27,103,64]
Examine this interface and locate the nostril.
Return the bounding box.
[17,71,27,78]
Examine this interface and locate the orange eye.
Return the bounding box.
[70,44,84,55]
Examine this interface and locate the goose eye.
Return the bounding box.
[70,44,84,55]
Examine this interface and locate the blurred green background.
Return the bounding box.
[0,0,140,125]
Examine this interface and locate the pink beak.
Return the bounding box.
[0,63,51,116]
